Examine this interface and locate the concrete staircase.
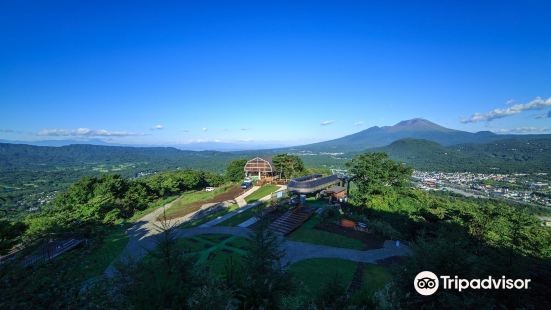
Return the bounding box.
[268,207,314,235]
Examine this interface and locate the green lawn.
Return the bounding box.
[208,251,243,275]
[60,225,129,282]
[164,184,235,218]
[356,264,393,296]
[287,217,365,250]
[289,258,391,300]
[244,184,279,203]
[289,258,357,294]
[128,194,179,222]
[305,197,329,208]
[180,203,239,228]
[177,237,213,252]
[175,234,248,275]
[215,204,264,227]
[225,236,250,249]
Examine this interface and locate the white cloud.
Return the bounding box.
[320,120,335,126]
[240,128,251,131]
[493,127,550,134]
[462,97,551,123]
[187,138,222,143]
[202,127,208,132]
[239,138,254,142]
[151,124,164,130]
[1,129,40,135]
[37,128,143,137]
[353,121,365,127]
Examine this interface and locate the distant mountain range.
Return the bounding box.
[287,118,543,153]
[2,118,549,153]
[0,139,286,152]
[0,138,118,147]
[1,118,550,174]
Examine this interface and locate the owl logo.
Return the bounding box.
[414,271,439,295]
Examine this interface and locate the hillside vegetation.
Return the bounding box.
[0,143,239,215]
[371,137,551,173]
[1,152,550,308]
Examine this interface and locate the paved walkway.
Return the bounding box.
[104,184,408,277]
[282,240,408,265]
[198,185,285,228]
[235,186,260,207]
[106,185,268,276]
[106,224,408,276]
[199,201,261,227]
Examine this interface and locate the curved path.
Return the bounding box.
[283,240,408,265]
[106,224,408,276]
[105,185,408,277]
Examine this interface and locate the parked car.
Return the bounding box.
[205,187,215,192]
[240,181,253,189]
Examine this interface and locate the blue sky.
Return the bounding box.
[1,0,550,147]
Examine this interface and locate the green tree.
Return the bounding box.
[201,171,225,187]
[237,224,294,309]
[347,152,412,205]
[272,154,305,179]
[0,219,26,254]
[315,275,349,309]
[225,159,248,182]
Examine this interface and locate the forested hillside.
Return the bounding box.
[1,152,550,308]
[371,137,551,173]
[0,143,237,170]
[2,136,551,216]
[0,143,242,215]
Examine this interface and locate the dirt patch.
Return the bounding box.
[164,185,245,220]
[315,221,385,250]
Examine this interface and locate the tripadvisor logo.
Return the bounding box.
[414,271,439,296]
[414,271,531,296]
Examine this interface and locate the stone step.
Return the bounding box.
[268,208,314,236]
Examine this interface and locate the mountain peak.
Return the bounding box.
[394,118,438,127]
[389,118,453,132]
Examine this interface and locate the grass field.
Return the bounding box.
[215,204,265,226]
[57,225,129,282]
[304,197,329,208]
[176,234,249,275]
[289,258,391,299]
[289,258,357,294]
[355,264,393,298]
[244,184,279,203]
[287,217,365,250]
[180,203,239,228]
[164,184,238,219]
[129,194,180,222]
